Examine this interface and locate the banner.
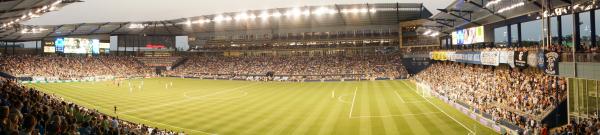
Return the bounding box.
[544,51,560,75]
[480,51,500,66]
[506,51,515,68]
[499,51,509,64]
[514,51,528,68]
[527,51,539,67]
[537,51,546,70]
[469,52,481,64]
[446,52,456,62]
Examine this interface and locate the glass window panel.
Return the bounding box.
[562,15,574,47]
[588,80,598,117]
[596,10,600,47]
[569,78,577,114]
[580,11,592,52]
[522,20,543,46]
[511,24,519,45]
[551,17,560,45]
[494,26,508,45]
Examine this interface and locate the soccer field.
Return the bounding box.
[26,78,497,135]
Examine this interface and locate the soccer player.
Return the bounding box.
[114,105,117,114]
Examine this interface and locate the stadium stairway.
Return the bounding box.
[170,57,188,70]
[540,99,568,129]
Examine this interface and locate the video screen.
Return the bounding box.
[55,38,101,54]
[452,26,484,45]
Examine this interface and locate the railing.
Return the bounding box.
[414,80,520,134]
[561,53,600,62]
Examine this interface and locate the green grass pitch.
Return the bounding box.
[26,78,498,135]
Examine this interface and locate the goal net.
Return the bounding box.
[415,82,432,98]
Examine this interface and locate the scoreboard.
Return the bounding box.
[44,38,110,54]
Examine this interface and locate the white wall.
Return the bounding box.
[175,36,189,51]
[110,36,118,51]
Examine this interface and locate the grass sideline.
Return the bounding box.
[26,78,498,135]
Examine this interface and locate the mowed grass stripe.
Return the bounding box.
[398,81,449,135]
[358,82,373,135]
[400,81,498,135]
[186,82,291,134]
[216,83,310,134]
[317,82,355,135]
[256,83,330,134]
[264,83,329,134]
[379,81,413,134]
[386,81,433,135]
[290,82,342,135]
[370,81,401,135]
[144,82,273,131]
[122,82,259,114]
[239,83,316,134]
[27,79,498,135]
[397,81,466,135]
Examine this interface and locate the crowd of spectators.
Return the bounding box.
[554,118,600,135]
[0,55,154,80]
[166,54,408,81]
[0,77,183,135]
[414,62,566,134]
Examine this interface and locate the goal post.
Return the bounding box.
[415,82,432,98]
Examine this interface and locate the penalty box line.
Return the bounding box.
[347,86,440,119]
[119,83,261,114]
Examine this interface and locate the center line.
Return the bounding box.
[348,86,358,119]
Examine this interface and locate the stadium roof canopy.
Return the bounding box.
[0,0,78,30]
[422,0,588,34]
[0,3,432,42]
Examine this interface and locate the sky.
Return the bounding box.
[24,0,452,25]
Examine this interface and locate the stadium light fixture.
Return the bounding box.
[213,15,225,22]
[485,0,502,8]
[272,12,282,17]
[314,7,329,15]
[302,10,311,16]
[497,2,525,13]
[259,11,270,18]
[248,14,257,19]
[430,32,440,37]
[285,8,302,17]
[234,13,249,20]
[370,8,377,13]
[128,24,146,29]
[423,30,432,35]
[224,16,233,21]
[360,8,369,13]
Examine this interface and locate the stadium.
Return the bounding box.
[0,0,596,134]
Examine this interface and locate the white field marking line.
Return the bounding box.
[34,85,215,135]
[118,112,215,135]
[401,81,475,134]
[348,86,358,119]
[394,90,406,103]
[336,95,351,104]
[403,100,428,103]
[331,90,335,98]
[120,83,260,114]
[182,90,249,100]
[350,111,442,118]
